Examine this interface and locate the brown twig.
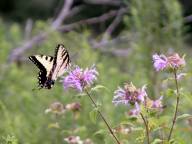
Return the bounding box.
[9,32,48,62]
[24,19,33,40]
[184,14,192,23]
[140,113,150,144]
[58,8,127,32]
[85,90,121,144]
[9,8,126,62]
[102,8,126,41]
[168,69,180,141]
[52,0,74,29]
[84,0,123,6]
[9,0,74,62]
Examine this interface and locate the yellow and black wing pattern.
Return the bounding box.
[29,44,70,89]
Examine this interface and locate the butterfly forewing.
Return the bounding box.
[51,44,70,80]
[32,55,54,75]
[29,44,70,89]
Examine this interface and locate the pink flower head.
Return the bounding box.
[128,102,141,116]
[64,136,83,144]
[167,53,185,69]
[152,53,185,71]
[176,73,186,80]
[63,65,98,92]
[152,54,168,71]
[152,96,163,109]
[112,83,147,106]
[145,96,163,111]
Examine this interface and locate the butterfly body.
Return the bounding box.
[29,44,70,89]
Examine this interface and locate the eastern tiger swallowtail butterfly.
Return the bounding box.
[29,44,70,89]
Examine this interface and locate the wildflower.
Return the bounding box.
[66,102,81,112]
[63,66,98,92]
[152,53,185,71]
[176,73,186,80]
[145,96,163,110]
[45,101,65,114]
[83,139,94,144]
[112,83,147,106]
[167,53,185,69]
[64,136,83,144]
[113,125,131,135]
[152,54,168,71]
[128,103,141,116]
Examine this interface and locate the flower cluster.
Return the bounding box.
[45,102,81,115]
[66,102,81,112]
[45,101,65,115]
[64,136,93,144]
[64,136,83,144]
[63,66,98,92]
[112,83,147,106]
[112,83,163,116]
[145,96,163,110]
[152,53,185,71]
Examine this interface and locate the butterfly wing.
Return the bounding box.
[51,44,70,80]
[29,55,54,88]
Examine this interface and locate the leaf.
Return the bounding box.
[151,139,163,144]
[131,127,143,131]
[91,85,109,92]
[48,122,60,129]
[127,116,138,122]
[177,114,192,121]
[89,108,98,124]
[166,89,175,97]
[94,129,107,136]
[119,121,134,126]
[75,92,87,98]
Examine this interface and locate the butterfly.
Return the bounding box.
[29,44,70,89]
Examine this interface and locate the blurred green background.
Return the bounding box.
[0,0,192,143]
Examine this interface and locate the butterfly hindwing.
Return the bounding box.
[29,55,54,88]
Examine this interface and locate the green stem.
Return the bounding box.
[168,70,180,141]
[140,113,150,144]
[85,89,121,144]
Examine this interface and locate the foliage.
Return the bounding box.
[0,0,192,144]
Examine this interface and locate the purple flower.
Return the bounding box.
[145,96,163,111]
[112,83,147,106]
[152,96,163,109]
[167,53,185,69]
[64,136,83,144]
[128,103,141,116]
[63,66,98,92]
[152,54,168,71]
[152,53,185,71]
[176,73,186,80]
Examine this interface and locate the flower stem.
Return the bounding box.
[140,113,150,144]
[85,90,121,144]
[168,70,180,141]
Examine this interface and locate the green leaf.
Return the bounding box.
[89,108,98,124]
[91,85,109,92]
[94,129,107,136]
[119,121,134,126]
[75,92,87,98]
[127,116,138,122]
[177,114,192,121]
[151,139,163,144]
[166,89,175,97]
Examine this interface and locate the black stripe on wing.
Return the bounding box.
[54,44,70,65]
[29,56,48,88]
